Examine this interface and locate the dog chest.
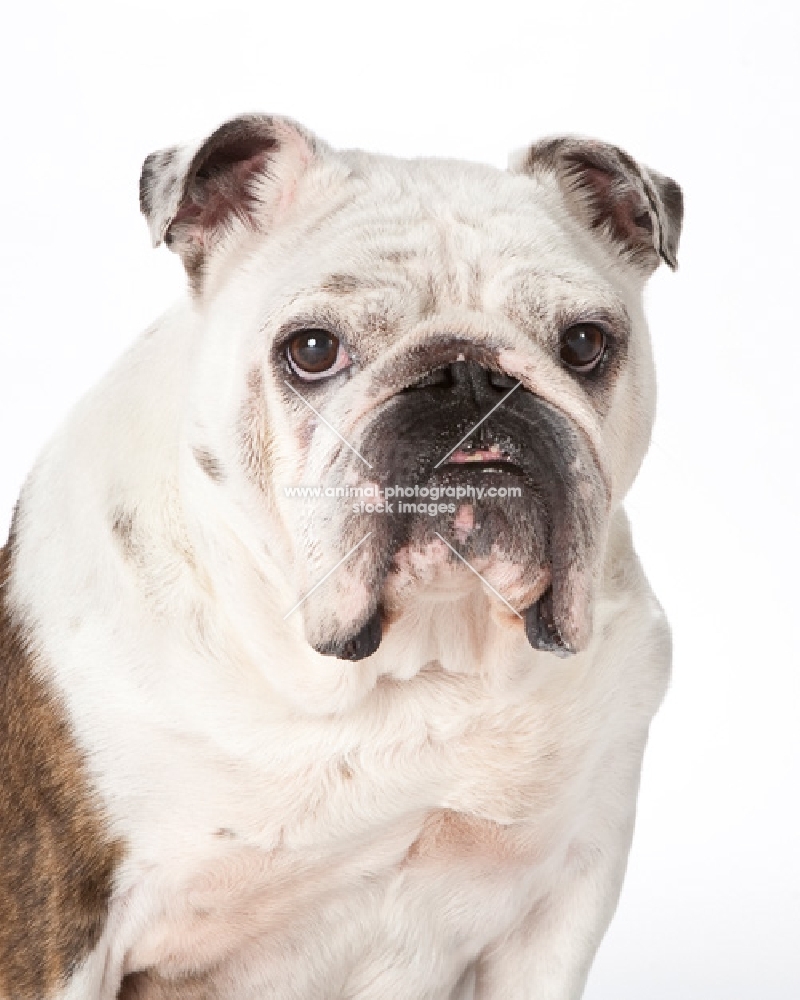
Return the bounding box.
[116,677,595,997]
[121,811,561,999]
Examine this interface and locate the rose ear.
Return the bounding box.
[139,114,321,290]
[510,137,683,273]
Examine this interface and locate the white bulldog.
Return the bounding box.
[0,114,682,1000]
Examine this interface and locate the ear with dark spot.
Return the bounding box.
[510,137,683,273]
[139,114,322,289]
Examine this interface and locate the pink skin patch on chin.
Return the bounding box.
[453,504,475,543]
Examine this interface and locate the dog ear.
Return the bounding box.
[139,114,321,289]
[510,137,683,273]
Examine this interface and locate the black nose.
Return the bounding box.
[406,359,518,398]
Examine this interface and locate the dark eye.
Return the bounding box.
[287,329,350,380]
[559,324,607,373]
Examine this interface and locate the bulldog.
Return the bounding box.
[0,114,682,1000]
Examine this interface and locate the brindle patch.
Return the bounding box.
[117,970,215,1000]
[0,530,124,997]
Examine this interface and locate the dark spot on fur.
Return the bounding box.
[238,367,273,496]
[213,827,236,839]
[419,274,439,318]
[381,248,416,264]
[362,297,395,337]
[319,273,364,296]
[0,528,124,996]
[182,246,207,297]
[444,267,461,308]
[111,507,135,555]
[138,146,181,221]
[192,447,225,483]
[467,262,483,311]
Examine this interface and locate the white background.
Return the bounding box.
[1,2,798,997]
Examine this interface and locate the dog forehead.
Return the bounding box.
[246,151,617,330]
[318,151,578,262]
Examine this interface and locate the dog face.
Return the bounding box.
[140,115,682,668]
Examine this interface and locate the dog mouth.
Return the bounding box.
[302,357,606,666]
[443,442,524,473]
[315,423,571,662]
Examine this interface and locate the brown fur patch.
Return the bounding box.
[0,532,124,997]
[118,970,215,1000]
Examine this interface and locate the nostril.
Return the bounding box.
[488,370,518,390]
[403,366,452,391]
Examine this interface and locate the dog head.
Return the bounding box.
[140,114,681,673]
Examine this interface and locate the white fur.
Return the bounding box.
[8,134,671,999]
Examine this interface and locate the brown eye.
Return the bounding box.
[287,329,346,379]
[559,324,607,373]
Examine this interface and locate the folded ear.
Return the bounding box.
[139,114,322,289]
[510,137,683,273]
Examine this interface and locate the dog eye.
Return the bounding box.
[559,324,607,374]
[287,329,350,380]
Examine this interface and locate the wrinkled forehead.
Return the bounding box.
[245,152,630,344]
